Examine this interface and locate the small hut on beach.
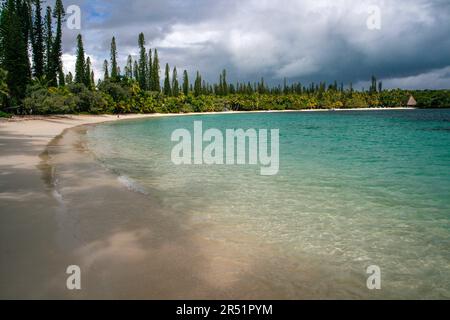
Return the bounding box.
[407,95,417,108]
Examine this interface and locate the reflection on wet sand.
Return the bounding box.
[40,126,296,299]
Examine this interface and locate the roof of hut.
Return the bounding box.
[407,95,417,107]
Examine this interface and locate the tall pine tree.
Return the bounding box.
[147,49,152,90]
[163,63,171,96]
[90,70,95,88]
[85,56,91,88]
[151,49,160,92]
[138,33,147,90]
[50,0,65,86]
[182,70,189,96]
[103,59,109,80]
[44,5,53,83]
[0,0,32,104]
[110,36,118,80]
[125,55,133,79]
[32,0,44,79]
[194,71,202,97]
[133,60,139,81]
[172,67,179,97]
[74,34,85,84]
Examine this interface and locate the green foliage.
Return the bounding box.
[31,0,44,79]
[23,87,77,114]
[23,84,110,114]
[48,0,64,87]
[98,79,130,102]
[0,0,32,105]
[44,5,53,82]
[0,68,10,108]
[0,110,12,118]
[413,90,450,108]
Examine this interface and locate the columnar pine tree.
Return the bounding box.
[74,34,86,84]
[163,63,171,96]
[103,60,109,80]
[147,49,152,90]
[151,49,160,92]
[133,60,139,80]
[172,67,179,97]
[138,33,147,90]
[18,0,32,80]
[182,70,189,96]
[32,0,44,79]
[125,55,133,79]
[85,56,92,88]
[44,5,53,82]
[90,71,95,88]
[110,36,118,80]
[222,69,228,95]
[194,71,202,97]
[0,0,32,104]
[51,0,65,86]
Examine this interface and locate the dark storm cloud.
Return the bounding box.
[58,0,450,89]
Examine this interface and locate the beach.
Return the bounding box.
[0,113,308,299]
[1,109,448,300]
[0,114,163,298]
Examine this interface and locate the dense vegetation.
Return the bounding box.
[1,0,449,116]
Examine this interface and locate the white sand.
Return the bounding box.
[0,114,167,169]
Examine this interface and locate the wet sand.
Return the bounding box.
[0,115,168,298]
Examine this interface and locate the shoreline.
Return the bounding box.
[1,112,317,299]
[0,107,418,167]
[0,107,422,299]
[0,107,418,162]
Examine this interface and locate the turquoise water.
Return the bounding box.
[87,110,450,298]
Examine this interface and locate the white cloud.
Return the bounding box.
[62,54,76,75]
[62,53,102,82]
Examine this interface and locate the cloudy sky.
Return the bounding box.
[54,0,450,89]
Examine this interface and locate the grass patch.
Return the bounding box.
[0,110,12,118]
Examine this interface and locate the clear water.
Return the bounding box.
[87,110,450,299]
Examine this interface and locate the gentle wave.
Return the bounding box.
[117,175,149,195]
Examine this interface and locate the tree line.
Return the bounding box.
[1,0,449,116]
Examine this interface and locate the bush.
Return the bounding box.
[67,84,110,113]
[22,85,110,115]
[344,92,369,108]
[413,90,450,108]
[0,110,11,118]
[23,88,78,114]
[98,79,131,102]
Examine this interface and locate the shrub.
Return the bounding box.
[0,110,11,118]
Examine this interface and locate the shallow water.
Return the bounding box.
[87,110,450,299]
